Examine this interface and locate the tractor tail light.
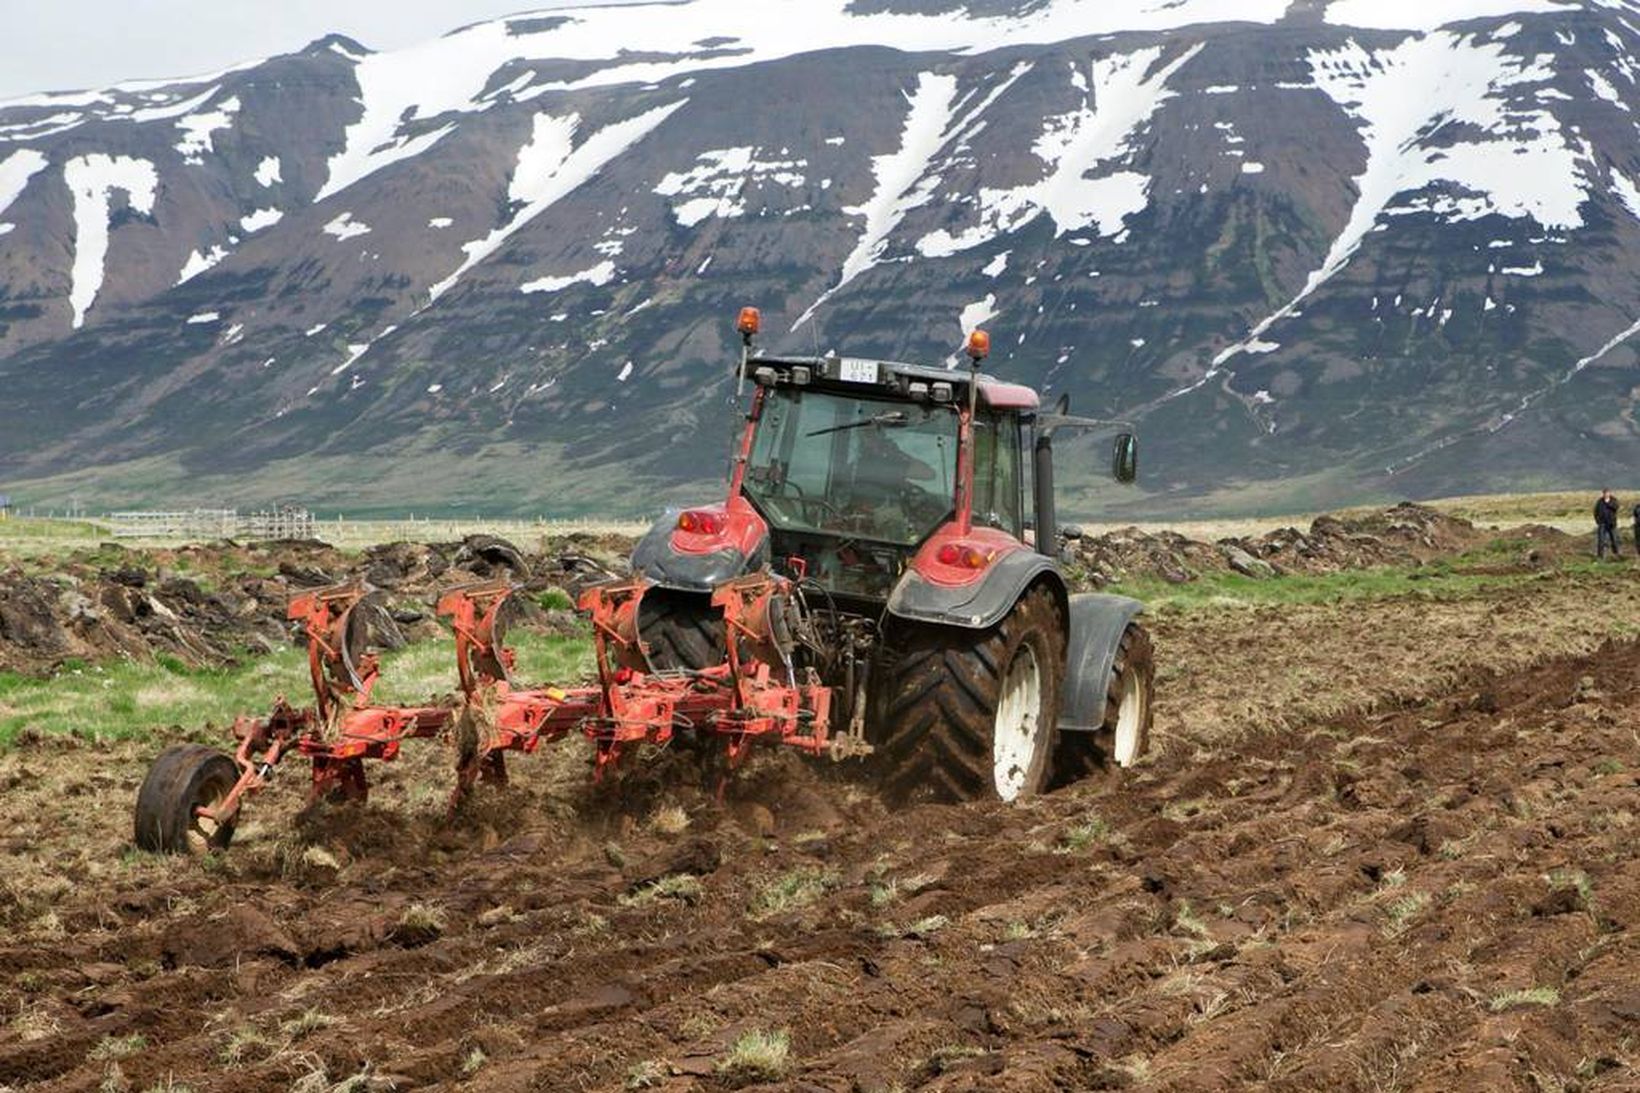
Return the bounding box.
[936,543,992,569]
[677,510,724,535]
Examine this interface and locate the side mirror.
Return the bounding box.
[1112,433,1138,484]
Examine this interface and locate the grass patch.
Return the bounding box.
[1490,986,1560,1011]
[878,913,950,939]
[717,1029,791,1081]
[751,867,838,918]
[625,1060,667,1089]
[1118,556,1604,614]
[89,1033,147,1061]
[1545,868,1594,906]
[1057,813,1111,852]
[0,630,592,750]
[280,1008,336,1039]
[620,874,704,907]
[1382,892,1430,938]
[1173,901,1212,940]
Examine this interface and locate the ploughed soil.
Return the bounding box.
[0,501,1587,677]
[4,550,1640,1089]
[0,533,631,677]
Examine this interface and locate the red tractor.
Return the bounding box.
[131,309,1152,853]
[629,309,1153,803]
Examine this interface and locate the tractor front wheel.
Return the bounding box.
[873,584,1066,804]
[1051,622,1154,786]
[134,744,241,854]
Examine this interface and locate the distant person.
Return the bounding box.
[1596,488,1621,559]
[1633,500,1640,558]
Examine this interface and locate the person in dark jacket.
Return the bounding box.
[1596,489,1621,558]
[1632,500,1640,558]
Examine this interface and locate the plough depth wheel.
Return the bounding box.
[134,744,241,854]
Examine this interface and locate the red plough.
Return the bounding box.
[437,573,840,792]
[134,572,848,854]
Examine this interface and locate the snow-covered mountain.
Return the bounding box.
[1,0,1638,516]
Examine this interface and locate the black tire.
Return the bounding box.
[872,584,1066,804]
[1051,623,1155,786]
[638,589,725,671]
[134,744,241,854]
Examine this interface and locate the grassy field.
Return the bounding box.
[0,514,648,557]
[0,631,594,749]
[2,488,1612,557]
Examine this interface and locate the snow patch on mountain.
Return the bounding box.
[917,46,1202,259]
[240,208,283,233]
[427,101,684,302]
[520,260,618,293]
[323,212,371,240]
[174,97,240,163]
[960,293,999,334]
[654,146,807,227]
[254,156,283,186]
[176,245,230,284]
[63,154,157,328]
[0,149,48,217]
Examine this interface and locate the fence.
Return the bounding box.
[106,508,315,541]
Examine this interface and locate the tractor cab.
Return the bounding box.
[735,351,1036,605]
[631,307,1138,615]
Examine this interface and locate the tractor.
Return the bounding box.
[628,308,1152,803]
[131,308,1152,854]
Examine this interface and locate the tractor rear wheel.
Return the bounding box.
[638,588,725,671]
[873,584,1066,804]
[134,744,240,854]
[1051,623,1154,786]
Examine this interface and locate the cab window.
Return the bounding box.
[973,412,1022,536]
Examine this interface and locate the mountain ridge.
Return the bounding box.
[0,0,1637,518]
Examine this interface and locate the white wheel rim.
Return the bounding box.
[1113,666,1145,767]
[992,644,1043,801]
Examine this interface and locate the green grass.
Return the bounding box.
[717,1029,791,1081]
[750,867,838,918]
[1489,986,1560,1011]
[0,631,593,750]
[1118,552,1603,613]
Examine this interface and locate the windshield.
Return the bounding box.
[743,388,958,546]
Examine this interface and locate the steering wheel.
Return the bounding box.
[796,494,845,525]
[898,485,947,528]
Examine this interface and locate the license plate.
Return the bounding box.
[838,359,877,384]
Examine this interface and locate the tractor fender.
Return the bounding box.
[630,510,770,593]
[886,551,1067,630]
[1058,593,1146,733]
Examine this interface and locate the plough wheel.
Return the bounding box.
[134,744,240,854]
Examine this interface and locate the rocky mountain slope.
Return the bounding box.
[2,0,1638,517]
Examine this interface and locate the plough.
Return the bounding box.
[133,572,847,854]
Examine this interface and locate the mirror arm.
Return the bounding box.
[1037,414,1136,440]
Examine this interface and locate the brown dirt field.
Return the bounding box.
[3,556,1640,1090]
